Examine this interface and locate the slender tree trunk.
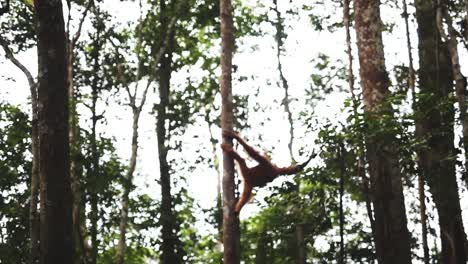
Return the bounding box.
[117,82,151,264]
[415,1,468,263]
[157,1,178,263]
[117,3,148,261]
[89,12,102,263]
[295,224,306,264]
[343,0,355,101]
[401,0,430,262]
[338,143,346,264]
[89,85,99,264]
[255,230,268,264]
[343,0,376,247]
[35,0,73,263]
[68,40,87,264]
[30,85,40,264]
[117,108,141,264]
[465,0,468,42]
[66,3,92,263]
[0,36,40,264]
[206,115,223,240]
[272,0,295,162]
[220,0,240,262]
[437,0,468,190]
[352,1,412,263]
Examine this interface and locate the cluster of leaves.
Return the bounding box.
[0,103,31,264]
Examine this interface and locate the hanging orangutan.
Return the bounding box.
[221,130,314,213]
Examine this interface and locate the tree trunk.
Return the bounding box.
[342,0,376,245]
[0,35,40,264]
[465,0,468,42]
[66,2,92,263]
[117,108,141,264]
[296,224,306,264]
[206,115,223,240]
[352,1,412,263]
[30,101,40,264]
[415,1,468,263]
[35,0,73,263]
[401,0,430,262]
[157,1,178,263]
[68,39,87,264]
[437,0,468,191]
[255,230,268,264]
[338,143,345,264]
[220,0,240,263]
[89,11,102,263]
[116,3,150,261]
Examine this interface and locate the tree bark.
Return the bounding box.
[206,114,223,240]
[220,0,240,263]
[35,0,73,263]
[117,3,148,262]
[343,0,355,101]
[67,2,93,263]
[117,106,141,264]
[68,39,86,264]
[89,8,102,263]
[465,0,468,43]
[437,0,468,191]
[295,224,306,264]
[352,1,412,263]
[338,143,345,264]
[401,0,430,262]
[255,230,268,264]
[414,1,468,263]
[343,0,377,249]
[157,1,178,263]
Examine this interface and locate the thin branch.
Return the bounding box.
[72,0,94,45]
[0,36,36,89]
[343,0,355,100]
[272,0,295,163]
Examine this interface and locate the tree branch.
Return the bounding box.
[0,36,36,89]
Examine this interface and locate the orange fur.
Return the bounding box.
[221,130,313,213]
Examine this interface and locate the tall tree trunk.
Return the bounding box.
[35,0,73,263]
[295,224,306,264]
[343,0,355,102]
[401,0,430,262]
[255,230,268,264]
[272,0,295,162]
[465,0,468,42]
[157,1,178,263]
[0,36,40,264]
[206,114,223,240]
[30,92,40,264]
[220,0,240,263]
[89,11,102,263]
[436,0,468,190]
[68,39,87,264]
[352,1,412,263]
[414,1,468,263]
[67,2,92,263]
[117,2,149,261]
[117,107,141,264]
[117,80,152,264]
[343,0,376,250]
[338,143,346,264]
